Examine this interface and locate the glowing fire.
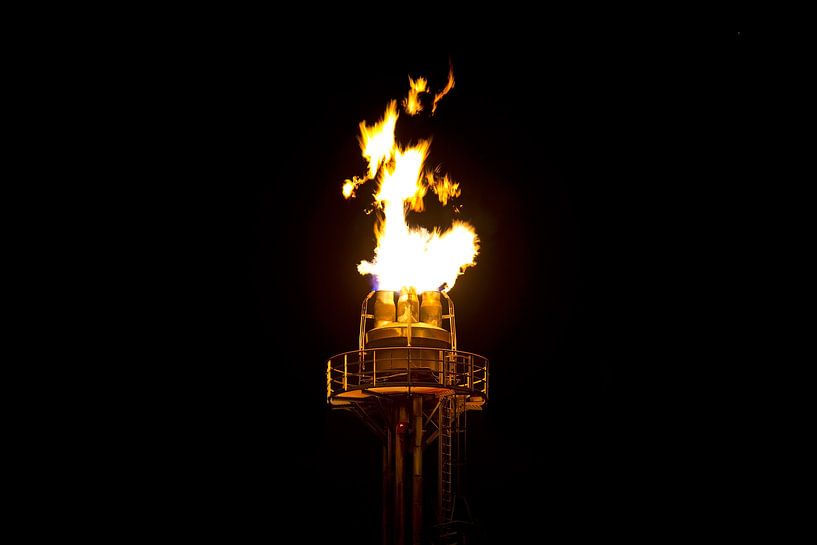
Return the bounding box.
[342,69,478,293]
[432,65,455,114]
[403,76,428,115]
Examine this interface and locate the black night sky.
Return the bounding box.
[128,30,760,542]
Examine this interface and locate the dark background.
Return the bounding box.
[116,30,761,542]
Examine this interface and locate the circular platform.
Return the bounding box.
[326,346,488,409]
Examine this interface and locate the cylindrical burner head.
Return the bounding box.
[374,290,396,328]
[420,291,442,327]
[397,288,419,323]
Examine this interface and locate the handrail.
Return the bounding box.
[358,291,375,351]
[329,346,488,361]
[326,346,488,403]
[441,291,457,351]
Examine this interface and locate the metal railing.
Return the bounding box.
[327,347,488,402]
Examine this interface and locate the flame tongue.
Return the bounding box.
[403,77,428,115]
[344,70,478,293]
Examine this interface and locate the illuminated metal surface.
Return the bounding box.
[327,347,487,405]
[326,291,488,543]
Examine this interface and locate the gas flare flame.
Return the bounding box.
[403,76,428,115]
[432,64,455,114]
[342,69,478,293]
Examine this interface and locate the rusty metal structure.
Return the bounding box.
[327,289,489,545]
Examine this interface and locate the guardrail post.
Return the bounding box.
[469,354,474,390]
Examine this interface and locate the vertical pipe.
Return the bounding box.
[420,291,442,327]
[412,396,424,545]
[395,404,408,545]
[383,426,393,545]
[397,288,419,323]
[398,288,418,348]
[374,290,397,328]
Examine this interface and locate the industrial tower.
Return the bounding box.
[327,289,489,545]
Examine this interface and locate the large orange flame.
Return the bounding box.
[342,70,478,293]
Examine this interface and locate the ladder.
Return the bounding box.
[438,392,468,544]
[439,394,455,524]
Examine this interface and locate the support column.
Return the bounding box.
[395,404,408,545]
[412,396,423,545]
[383,427,393,545]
